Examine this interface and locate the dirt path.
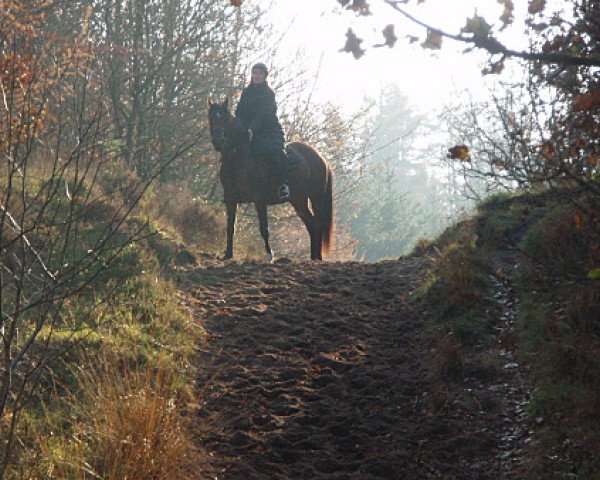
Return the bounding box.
[181,256,527,479]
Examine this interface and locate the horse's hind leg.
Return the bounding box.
[292,197,320,260]
[255,202,274,262]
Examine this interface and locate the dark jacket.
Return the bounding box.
[235,83,285,153]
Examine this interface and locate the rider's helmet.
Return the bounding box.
[251,62,269,76]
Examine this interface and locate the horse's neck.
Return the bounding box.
[222,144,251,173]
[224,122,250,161]
[226,116,245,141]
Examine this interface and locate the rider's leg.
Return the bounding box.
[251,137,290,199]
[275,149,290,199]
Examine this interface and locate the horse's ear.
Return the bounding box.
[207,97,214,108]
[223,97,229,110]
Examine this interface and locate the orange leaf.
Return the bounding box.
[482,60,505,75]
[539,141,555,160]
[447,145,471,161]
[572,214,584,228]
[347,0,371,16]
[587,156,599,168]
[230,0,242,6]
[573,91,600,112]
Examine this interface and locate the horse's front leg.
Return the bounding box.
[224,201,237,260]
[255,202,274,262]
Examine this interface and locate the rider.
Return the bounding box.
[235,62,290,200]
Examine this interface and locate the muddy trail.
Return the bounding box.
[180,255,529,479]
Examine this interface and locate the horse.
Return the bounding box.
[207,98,333,261]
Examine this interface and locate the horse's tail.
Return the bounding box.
[320,166,334,256]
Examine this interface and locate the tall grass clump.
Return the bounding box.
[31,359,200,480]
[423,224,491,345]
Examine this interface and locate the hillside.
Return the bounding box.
[3,179,598,478]
[178,188,599,479]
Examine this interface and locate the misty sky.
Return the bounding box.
[259,0,535,112]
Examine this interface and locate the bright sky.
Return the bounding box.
[258,0,533,114]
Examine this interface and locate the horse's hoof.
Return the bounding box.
[222,254,233,261]
[265,252,274,263]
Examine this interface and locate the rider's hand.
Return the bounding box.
[247,129,253,142]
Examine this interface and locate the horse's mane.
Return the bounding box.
[224,111,250,149]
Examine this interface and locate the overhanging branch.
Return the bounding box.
[384,0,600,68]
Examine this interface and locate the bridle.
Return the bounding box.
[209,108,228,153]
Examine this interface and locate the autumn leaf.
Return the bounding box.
[461,14,492,39]
[528,0,546,15]
[587,156,599,168]
[499,0,514,29]
[573,91,600,112]
[572,214,584,228]
[374,24,397,48]
[482,59,505,75]
[230,0,242,6]
[421,30,442,50]
[542,35,565,53]
[340,28,365,59]
[568,146,580,158]
[539,141,555,160]
[447,145,471,161]
[347,0,371,16]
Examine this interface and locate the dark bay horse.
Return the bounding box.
[208,98,333,261]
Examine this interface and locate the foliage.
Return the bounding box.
[516,195,600,477]
[335,0,600,68]
[422,226,491,345]
[422,187,600,477]
[37,361,199,480]
[0,0,265,474]
[3,242,204,478]
[347,86,448,261]
[335,0,600,222]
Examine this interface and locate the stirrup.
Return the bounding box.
[278,184,290,200]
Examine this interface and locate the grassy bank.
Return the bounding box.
[418,188,600,478]
[0,158,262,478]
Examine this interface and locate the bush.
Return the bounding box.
[153,182,224,248]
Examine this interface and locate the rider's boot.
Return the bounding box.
[276,150,290,200]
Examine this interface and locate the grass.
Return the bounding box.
[5,264,204,479]
[32,360,200,480]
[424,188,600,477]
[420,224,492,346]
[1,169,246,477]
[413,216,495,393]
[515,197,600,477]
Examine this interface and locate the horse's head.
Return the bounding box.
[208,97,231,152]
[208,97,249,155]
